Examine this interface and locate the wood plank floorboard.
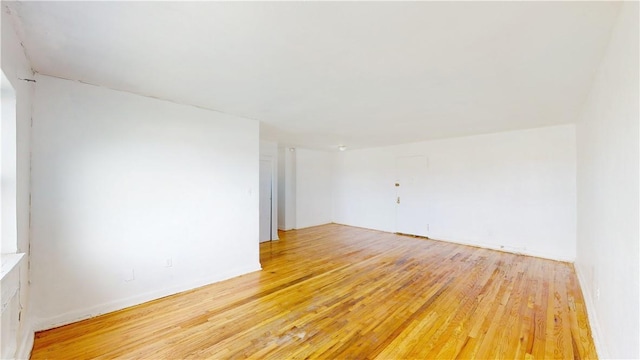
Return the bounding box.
[30,224,598,359]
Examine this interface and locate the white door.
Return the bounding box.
[396,156,429,237]
[259,159,273,242]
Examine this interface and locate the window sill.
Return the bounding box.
[1,253,25,281]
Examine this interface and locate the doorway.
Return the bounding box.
[259,159,274,242]
[395,155,429,237]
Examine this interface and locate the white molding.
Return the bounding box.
[428,236,575,263]
[292,222,333,231]
[332,222,574,262]
[575,263,609,359]
[0,253,25,281]
[33,263,262,332]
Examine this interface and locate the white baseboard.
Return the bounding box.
[293,222,333,230]
[430,236,575,263]
[260,237,279,243]
[575,264,609,359]
[33,263,262,332]
[331,222,574,262]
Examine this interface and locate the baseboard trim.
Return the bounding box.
[332,222,574,263]
[292,222,333,230]
[575,264,608,359]
[428,236,575,263]
[33,263,262,332]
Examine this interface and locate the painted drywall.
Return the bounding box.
[30,75,261,330]
[1,71,17,254]
[295,149,333,229]
[575,2,639,358]
[11,2,621,150]
[277,148,286,230]
[277,147,296,231]
[333,125,577,261]
[259,140,278,241]
[1,4,36,358]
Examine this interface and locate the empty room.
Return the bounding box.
[1,1,638,359]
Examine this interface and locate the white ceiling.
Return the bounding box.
[8,1,620,150]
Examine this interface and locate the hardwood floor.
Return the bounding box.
[31,224,597,359]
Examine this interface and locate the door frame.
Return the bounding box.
[395,155,429,237]
[259,156,278,242]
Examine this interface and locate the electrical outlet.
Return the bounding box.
[426,224,430,232]
[165,258,173,268]
[596,288,600,301]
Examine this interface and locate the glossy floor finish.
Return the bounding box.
[31,224,597,359]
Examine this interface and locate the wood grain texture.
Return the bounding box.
[31,224,597,359]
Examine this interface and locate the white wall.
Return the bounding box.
[30,75,261,330]
[2,71,17,254]
[575,2,639,358]
[1,254,24,360]
[1,4,36,358]
[259,140,278,240]
[295,149,333,229]
[277,147,296,231]
[334,125,577,261]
